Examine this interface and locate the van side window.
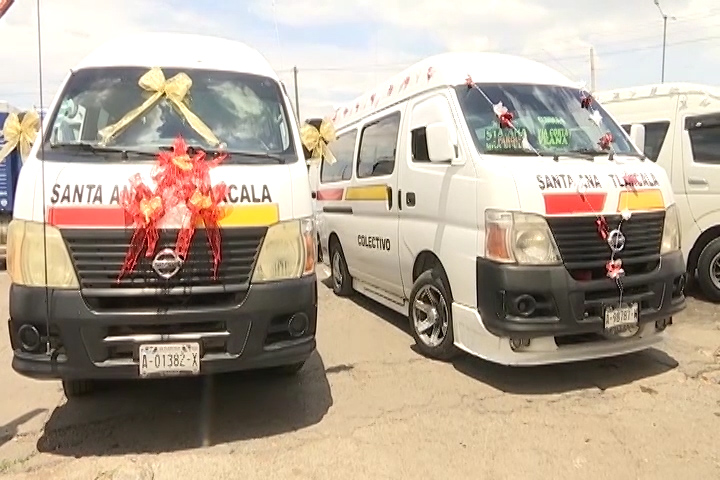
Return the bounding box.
[620,122,669,162]
[411,127,430,162]
[686,113,720,165]
[357,113,401,178]
[321,129,357,183]
[642,121,670,162]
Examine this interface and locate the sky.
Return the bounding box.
[0,0,718,120]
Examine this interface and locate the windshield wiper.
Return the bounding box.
[159,145,286,164]
[50,142,157,159]
[484,148,536,156]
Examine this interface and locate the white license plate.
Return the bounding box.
[604,303,639,330]
[139,343,200,377]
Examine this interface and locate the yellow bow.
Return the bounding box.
[300,118,337,165]
[0,111,40,163]
[98,67,220,147]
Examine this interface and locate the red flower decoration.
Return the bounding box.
[492,102,514,129]
[598,133,613,150]
[606,259,624,279]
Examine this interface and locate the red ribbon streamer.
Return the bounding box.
[117,174,165,280]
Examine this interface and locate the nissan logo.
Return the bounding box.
[607,229,626,253]
[152,248,183,279]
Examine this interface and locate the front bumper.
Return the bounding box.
[8,275,317,380]
[476,251,686,339]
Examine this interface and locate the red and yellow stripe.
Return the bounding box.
[47,204,280,228]
[542,192,607,215]
[314,184,388,202]
[617,189,664,212]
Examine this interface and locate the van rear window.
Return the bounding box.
[43,66,296,164]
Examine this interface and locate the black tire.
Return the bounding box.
[696,238,720,302]
[62,379,94,399]
[330,241,353,297]
[408,269,459,361]
[269,361,305,376]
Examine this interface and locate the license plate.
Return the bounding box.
[604,303,639,330]
[139,343,200,377]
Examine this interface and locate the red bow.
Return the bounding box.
[581,94,593,109]
[623,173,638,189]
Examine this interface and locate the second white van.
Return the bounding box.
[597,83,720,302]
[312,52,687,366]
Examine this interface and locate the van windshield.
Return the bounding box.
[453,83,636,157]
[43,66,297,164]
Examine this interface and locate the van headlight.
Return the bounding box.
[484,210,562,266]
[6,219,79,289]
[252,217,316,283]
[660,204,681,254]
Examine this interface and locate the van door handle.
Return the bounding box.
[311,191,317,199]
[688,177,708,186]
[406,192,416,207]
[398,189,402,211]
[387,186,393,210]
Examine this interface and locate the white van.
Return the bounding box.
[7,33,318,397]
[313,52,687,366]
[596,83,720,302]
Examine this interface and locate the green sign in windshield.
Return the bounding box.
[481,115,572,152]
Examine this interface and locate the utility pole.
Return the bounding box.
[654,1,675,83]
[590,47,596,92]
[292,66,300,121]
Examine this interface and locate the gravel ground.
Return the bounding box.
[1,269,719,480]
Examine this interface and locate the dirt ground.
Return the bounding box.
[1,269,719,480]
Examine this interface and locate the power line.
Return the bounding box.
[276,31,720,74]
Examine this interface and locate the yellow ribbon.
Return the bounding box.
[139,196,163,223]
[98,67,220,147]
[189,190,212,210]
[0,111,40,163]
[300,118,337,165]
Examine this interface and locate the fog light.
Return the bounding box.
[288,313,309,338]
[509,338,531,351]
[513,294,537,317]
[18,324,41,352]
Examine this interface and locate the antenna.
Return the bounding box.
[35,0,52,355]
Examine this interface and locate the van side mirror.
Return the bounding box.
[425,122,457,163]
[629,124,646,153]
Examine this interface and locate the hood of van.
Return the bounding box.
[18,160,299,229]
[494,155,673,217]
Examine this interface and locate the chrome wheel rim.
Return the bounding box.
[332,251,343,290]
[710,251,720,291]
[412,284,449,348]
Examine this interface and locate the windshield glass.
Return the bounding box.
[43,66,296,164]
[453,83,636,157]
